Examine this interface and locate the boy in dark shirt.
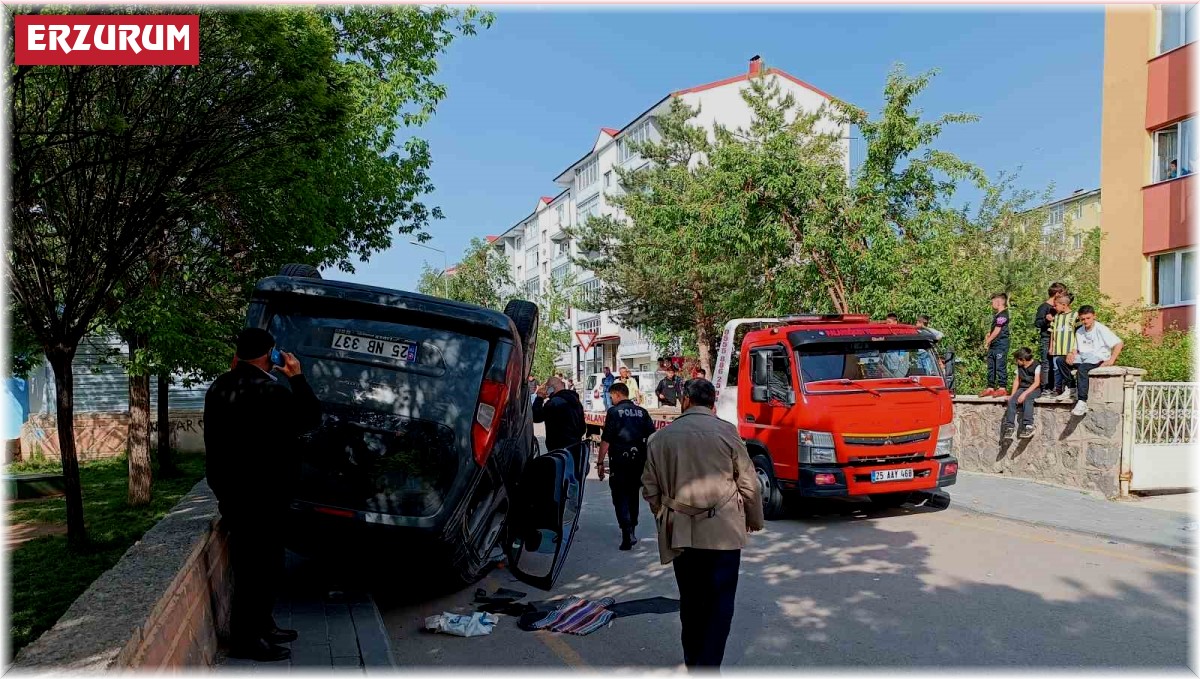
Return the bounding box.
[980,292,1011,397]
[1033,282,1066,391]
[1001,347,1042,440]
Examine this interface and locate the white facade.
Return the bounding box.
[492,57,850,380]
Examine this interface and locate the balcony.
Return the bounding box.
[617,327,653,358]
[1147,41,1194,131]
[1143,174,1195,254]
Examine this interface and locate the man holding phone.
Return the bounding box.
[205,328,322,661]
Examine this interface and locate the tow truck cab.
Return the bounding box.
[712,315,957,518]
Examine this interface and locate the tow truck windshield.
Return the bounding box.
[798,341,942,387]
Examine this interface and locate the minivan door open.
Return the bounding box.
[504,440,588,590]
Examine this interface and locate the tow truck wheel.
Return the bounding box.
[752,454,786,521]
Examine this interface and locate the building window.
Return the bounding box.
[576,196,600,228]
[1158,3,1197,54]
[1152,248,1196,306]
[577,315,601,333]
[525,243,539,271]
[1074,203,1083,220]
[579,277,602,308]
[552,262,571,281]
[1073,232,1084,250]
[604,171,612,189]
[524,219,538,241]
[1046,204,1064,228]
[618,122,651,164]
[1153,118,1196,182]
[556,204,565,226]
[525,277,540,298]
[576,159,598,193]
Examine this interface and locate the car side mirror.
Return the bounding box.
[786,387,796,406]
[752,354,769,386]
[751,385,769,402]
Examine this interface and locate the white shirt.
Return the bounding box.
[1075,321,1122,364]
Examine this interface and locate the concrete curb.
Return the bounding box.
[358,594,399,671]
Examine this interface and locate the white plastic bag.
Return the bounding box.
[424,611,497,637]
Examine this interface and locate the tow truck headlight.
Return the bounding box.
[798,430,837,464]
[936,423,955,456]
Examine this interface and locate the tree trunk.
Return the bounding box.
[156,372,178,477]
[695,323,714,378]
[126,334,152,506]
[47,348,88,547]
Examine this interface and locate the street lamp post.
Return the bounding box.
[410,240,448,297]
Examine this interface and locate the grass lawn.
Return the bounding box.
[6,453,206,657]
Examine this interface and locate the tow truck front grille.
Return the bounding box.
[847,454,928,466]
[843,430,931,446]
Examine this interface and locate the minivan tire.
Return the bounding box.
[503,300,539,375]
[280,263,322,279]
[752,454,786,521]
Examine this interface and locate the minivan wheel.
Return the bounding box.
[280,263,322,279]
[503,300,539,376]
[752,454,786,521]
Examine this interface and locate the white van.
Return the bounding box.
[584,371,663,412]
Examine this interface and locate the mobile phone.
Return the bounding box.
[270,348,285,367]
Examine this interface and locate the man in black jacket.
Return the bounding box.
[655,367,684,408]
[532,376,585,452]
[205,328,322,662]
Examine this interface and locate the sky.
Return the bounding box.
[339,6,1105,293]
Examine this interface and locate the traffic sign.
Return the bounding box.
[575,330,598,353]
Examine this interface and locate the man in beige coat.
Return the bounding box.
[641,379,764,670]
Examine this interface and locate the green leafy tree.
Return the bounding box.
[417,237,513,309]
[530,273,578,381]
[8,5,491,534]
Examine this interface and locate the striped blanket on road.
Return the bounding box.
[525,596,616,636]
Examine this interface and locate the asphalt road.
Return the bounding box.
[372,458,1192,670]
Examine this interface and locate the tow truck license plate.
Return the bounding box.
[871,468,914,483]
[331,332,416,363]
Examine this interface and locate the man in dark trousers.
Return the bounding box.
[642,379,763,670]
[205,328,322,661]
[655,367,685,409]
[596,382,656,550]
[532,375,585,452]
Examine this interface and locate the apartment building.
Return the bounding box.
[1100,4,1196,333]
[491,56,850,380]
[1035,188,1102,252]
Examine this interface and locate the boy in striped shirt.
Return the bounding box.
[1049,293,1080,401]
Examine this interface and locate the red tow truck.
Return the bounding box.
[711,315,957,518]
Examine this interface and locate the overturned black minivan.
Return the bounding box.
[245,264,586,590]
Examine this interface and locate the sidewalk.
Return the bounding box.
[215,556,398,672]
[948,471,1196,553]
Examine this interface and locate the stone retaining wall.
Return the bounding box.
[20,410,205,461]
[952,367,1144,498]
[13,480,232,671]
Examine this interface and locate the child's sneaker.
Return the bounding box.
[993,387,1009,398]
[1056,389,1075,403]
[979,388,996,397]
[1071,400,1089,417]
[1019,424,1035,439]
[1000,423,1016,441]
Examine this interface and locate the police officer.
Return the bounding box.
[204,328,322,661]
[596,381,656,550]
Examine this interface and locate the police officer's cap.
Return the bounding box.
[235,327,275,360]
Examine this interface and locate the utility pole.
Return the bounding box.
[411,240,448,297]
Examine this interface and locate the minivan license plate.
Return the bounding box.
[331,331,416,362]
[871,468,914,483]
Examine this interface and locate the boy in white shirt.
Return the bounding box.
[1065,305,1124,417]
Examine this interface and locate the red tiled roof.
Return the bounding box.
[540,196,554,204]
[600,127,621,136]
[486,235,499,243]
[672,67,836,102]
